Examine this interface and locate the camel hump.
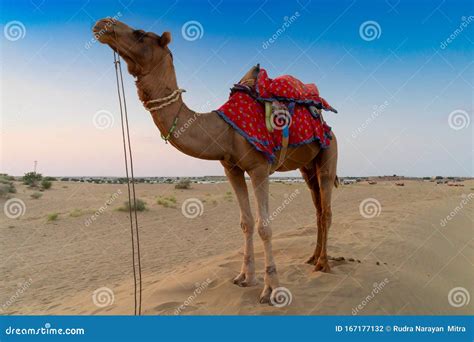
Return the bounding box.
[238,64,260,87]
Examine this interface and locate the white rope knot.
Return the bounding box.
[145,88,186,111]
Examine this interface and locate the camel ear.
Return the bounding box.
[159,32,171,47]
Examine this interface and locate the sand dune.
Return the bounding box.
[1,180,472,315]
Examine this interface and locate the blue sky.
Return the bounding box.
[1,0,472,177]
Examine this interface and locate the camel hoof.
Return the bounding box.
[306,255,317,265]
[259,287,272,304]
[232,273,256,287]
[314,259,331,273]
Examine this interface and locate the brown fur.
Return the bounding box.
[93,19,339,303]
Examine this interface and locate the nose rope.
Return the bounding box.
[113,50,143,316]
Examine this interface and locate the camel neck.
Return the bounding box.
[135,65,231,161]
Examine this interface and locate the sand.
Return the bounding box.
[1,179,472,315]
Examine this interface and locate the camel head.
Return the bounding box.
[93,18,172,77]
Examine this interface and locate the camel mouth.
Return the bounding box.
[92,18,116,43]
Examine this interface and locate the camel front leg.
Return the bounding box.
[248,167,280,304]
[223,164,257,287]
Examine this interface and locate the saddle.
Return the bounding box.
[214,65,336,172]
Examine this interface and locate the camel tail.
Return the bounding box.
[334,175,339,188]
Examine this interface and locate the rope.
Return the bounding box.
[145,89,185,111]
[113,51,143,315]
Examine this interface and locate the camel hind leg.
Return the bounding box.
[301,136,338,272]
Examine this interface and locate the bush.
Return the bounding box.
[47,213,59,221]
[69,209,83,217]
[118,199,147,212]
[41,179,52,190]
[0,175,16,197]
[30,192,43,199]
[175,179,191,189]
[23,172,42,187]
[156,196,177,208]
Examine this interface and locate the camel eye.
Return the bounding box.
[133,30,146,42]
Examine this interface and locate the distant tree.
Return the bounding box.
[23,172,42,187]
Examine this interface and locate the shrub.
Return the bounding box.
[69,209,83,217]
[47,213,59,221]
[41,179,52,190]
[175,179,191,189]
[23,172,42,187]
[156,196,177,208]
[0,175,16,197]
[118,199,147,212]
[30,192,43,199]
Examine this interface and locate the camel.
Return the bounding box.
[93,19,338,304]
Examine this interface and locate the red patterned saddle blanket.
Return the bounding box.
[214,67,336,162]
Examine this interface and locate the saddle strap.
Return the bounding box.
[270,129,289,174]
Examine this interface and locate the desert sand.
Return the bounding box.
[1,179,472,315]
